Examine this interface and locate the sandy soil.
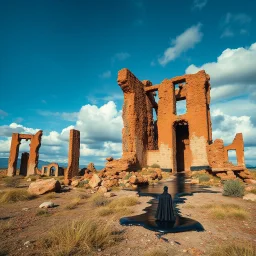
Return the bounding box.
[0,179,255,256]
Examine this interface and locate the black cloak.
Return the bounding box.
[155,186,176,221]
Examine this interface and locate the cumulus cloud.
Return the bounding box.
[186,42,256,101]
[76,101,123,143]
[192,0,208,10]
[221,13,252,38]
[211,109,256,147]
[0,101,123,168]
[158,23,203,66]
[185,42,256,165]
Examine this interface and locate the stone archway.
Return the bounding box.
[7,130,43,177]
[46,163,59,177]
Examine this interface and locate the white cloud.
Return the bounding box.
[211,109,256,148]
[0,109,8,119]
[99,70,111,79]
[112,52,130,62]
[192,0,208,10]
[158,23,203,66]
[186,42,256,92]
[221,13,251,38]
[0,101,123,168]
[76,101,123,143]
[185,42,256,166]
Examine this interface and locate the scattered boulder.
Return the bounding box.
[245,185,256,192]
[129,175,138,184]
[244,179,256,184]
[150,171,158,180]
[71,180,79,187]
[106,157,113,162]
[39,201,55,208]
[98,186,108,193]
[89,174,101,188]
[87,162,97,173]
[243,193,256,201]
[28,178,61,195]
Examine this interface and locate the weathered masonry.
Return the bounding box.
[64,129,80,184]
[7,130,43,176]
[106,68,248,179]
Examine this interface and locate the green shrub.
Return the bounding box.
[223,180,244,197]
[124,173,132,180]
[150,163,160,168]
[199,174,211,183]
[36,209,51,217]
[77,180,89,188]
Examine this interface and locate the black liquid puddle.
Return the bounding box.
[120,173,219,234]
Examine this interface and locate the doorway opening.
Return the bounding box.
[175,121,190,172]
[228,150,237,166]
[49,166,56,176]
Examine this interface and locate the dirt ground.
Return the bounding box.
[0,178,255,256]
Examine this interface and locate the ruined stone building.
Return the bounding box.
[7,131,43,176]
[106,68,249,179]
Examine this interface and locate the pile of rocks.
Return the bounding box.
[26,161,164,195]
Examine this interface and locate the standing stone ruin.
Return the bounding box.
[64,129,80,184]
[7,130,43,176]
[106,68,250,179]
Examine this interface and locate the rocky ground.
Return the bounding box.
[0,173,255,256]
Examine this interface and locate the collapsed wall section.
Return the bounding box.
[106,69,155,173]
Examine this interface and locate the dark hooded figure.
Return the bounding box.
[155,186,176,221]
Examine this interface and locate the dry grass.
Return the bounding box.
[97,207,115,216]
[0,189,37,203]
[108,196,139,208]
[36,209,51,217]
[249,188,256,194]
[144,249,170,256]
[204,203,249,220]
[65,198,81,210]
[90,193,110,207]
[77,193,90,199]
[183,204,195,209]
[96,196,138,217]
[41,219,123,255]
[44,192,57,199]
[3,176,21,187]
[210,241,256,256]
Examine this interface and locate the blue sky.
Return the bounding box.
[0,0,256,168]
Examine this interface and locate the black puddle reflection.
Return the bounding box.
[120,173,219,234]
